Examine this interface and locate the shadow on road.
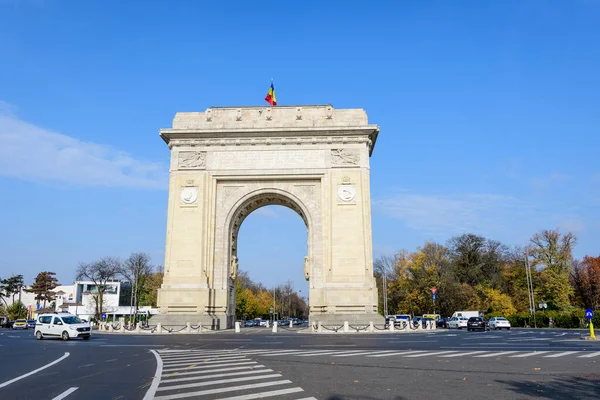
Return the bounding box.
[496,375,600,398]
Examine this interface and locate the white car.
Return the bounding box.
[488,317,511,330]
[448,317,469,329]
[35,313,92,340]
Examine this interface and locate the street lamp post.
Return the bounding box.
[524,250,537,328]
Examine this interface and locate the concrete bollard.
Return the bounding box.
[235,321,241,333]
[266,321,270,328]
[418,321,422,330]
[157,323,162,334]
[136,324,141,333]
[198,322,203,334]
[389,321,395,332]
[120,323,125,333]
[318,321,323,333]
[289,320,293,328]
[369,321,374,333]
[272,321,278,333]
[108,323,114,332]
[186,322,191,333]
[343,321,349,333]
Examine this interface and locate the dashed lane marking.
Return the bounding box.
[51,387,78,400]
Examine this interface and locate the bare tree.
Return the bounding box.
[119,252,153,322]
[374,255,396,316]
[76,257,121,321]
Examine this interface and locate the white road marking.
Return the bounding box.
[0,352,70,389]
[163,357,247,367]
[295,351,351,357]
[162,365,265,378]
[440,351,487,357]
[162,361,257,373]
[216,387,305,399]
[162,368,275,383]
[578,352,600,358]
[367,351,427,358]
[332,350,397,357]
[260,351,307,357]
[301,344,356,347]
[161,354,244,362]
[51,387,78,400]
[403,351,458,358]
[157,373,282,391]
[473,351,519,358]
[288,350,341,356]
[154,380,293,400]
[510,351,550,358]
[142,350,163,400]
[543,351,579,358]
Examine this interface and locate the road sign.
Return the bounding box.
[102,313,107,320]
[432,293,437,300]
[585,309,594,319]
[431,287,437,294]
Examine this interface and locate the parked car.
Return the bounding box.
[467,316,486,331]
[448,317,468,329]
[13,319,28,329]
[436,318,450,328]
[34,312,92,340]
[421,317,436,328]
[244,320,256,327]
[27,320,36,329]
[488,317,511,330]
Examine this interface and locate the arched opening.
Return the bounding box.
[226,192,311,326]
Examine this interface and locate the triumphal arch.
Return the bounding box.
[156,105,382,329]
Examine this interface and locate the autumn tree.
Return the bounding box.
[528,229,576,310]
[29,272,59,308]
[571,256,600,310]
[76,257,121,321]
[138,266,164,308]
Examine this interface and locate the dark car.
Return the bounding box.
[27,320,36,329]
[436,317,450,328]
[467,316,486,331]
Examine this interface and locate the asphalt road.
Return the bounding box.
[1,327,599,399]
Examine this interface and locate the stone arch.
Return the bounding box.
[155,105,382,329]
[221,187,315,327]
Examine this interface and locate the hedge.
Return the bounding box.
[504,309,599,329]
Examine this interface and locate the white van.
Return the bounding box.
[451,311,480,319]
[35,312,92,340]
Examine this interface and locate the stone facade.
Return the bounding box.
[156,105,382,328]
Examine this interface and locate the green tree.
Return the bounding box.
[1,275,25,303]
[7,301,27,320]
[528,229,576,310]
[28,272,59,308]
[138,266,164,308]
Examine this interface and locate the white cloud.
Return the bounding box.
[373,191,528,235]
[558,218,586,233]
[530,173,570,192]
[0,105,167,189]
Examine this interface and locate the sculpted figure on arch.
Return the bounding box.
[304,256,309,280]
[230,255,238,281]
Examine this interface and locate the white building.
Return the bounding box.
[5,280,157,321]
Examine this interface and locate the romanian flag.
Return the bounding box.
[265,82,277,106]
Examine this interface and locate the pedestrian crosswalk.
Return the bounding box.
[157,348,600,366]
[154,350,316,400]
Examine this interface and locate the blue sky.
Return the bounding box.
[1,1,599,295]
